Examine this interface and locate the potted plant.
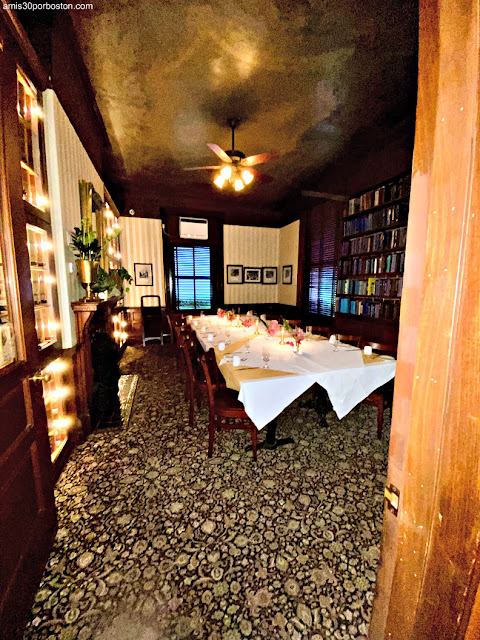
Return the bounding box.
[92,266,133,298]
[70,217,120,300]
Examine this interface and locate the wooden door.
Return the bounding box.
[369,0,480,638]
[0,25,57,640]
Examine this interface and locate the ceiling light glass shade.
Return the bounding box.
[214,174,225,189]
[234,179,245,191]
[220,165,232,180]
[242,170,253,185]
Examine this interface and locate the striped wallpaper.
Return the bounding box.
[43,89,105,348]
[119,217,165,308]
[224,225,280,305]
[278,220,300,306]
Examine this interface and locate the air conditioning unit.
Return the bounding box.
[179,217,208,240]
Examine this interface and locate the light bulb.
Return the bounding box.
[115,252,121,259]
[234,179,245,191]
[242,170,253,185]
[36,195,48,208]
[214,174,225,189]
[112,315,119,323]
[108,247,114,255]
[120,320,127,328]
[220,165,232,180]
[114,331,120,338]
[106,227,113,236]
[121,332,128,340]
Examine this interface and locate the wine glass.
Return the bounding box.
[225,329,231,345]
[244,340,251,354]
[334,334,339,352]
[262,348,270,369]
[306,325,313,340]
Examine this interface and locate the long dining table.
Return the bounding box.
[189,315,396,449]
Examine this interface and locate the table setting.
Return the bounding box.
[187,313,396,430]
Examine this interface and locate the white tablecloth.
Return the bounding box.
[190,316,396,429]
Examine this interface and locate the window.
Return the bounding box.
[174,245,212,310]
[307,202,340,317]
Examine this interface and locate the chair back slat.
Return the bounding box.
[335,334,362,347]
[360,340,397,357]
[200,350,220,417]
[311,325,332,338]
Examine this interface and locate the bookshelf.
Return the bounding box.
[336,173,410,322]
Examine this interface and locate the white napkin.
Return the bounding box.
[218,342,225,351]
[363,345,373,355]
[329,334,336,345]
[233,355,240,367]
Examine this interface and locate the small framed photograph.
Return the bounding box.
[262,266,277,285]
[244,267,262,283]
[226,264,243,284]
[282,265,293,285]
[134,262,153,286]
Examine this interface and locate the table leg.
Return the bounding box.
[245,417,294,452]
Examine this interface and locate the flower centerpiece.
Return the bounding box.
[226,309,236,323]
[242,316,255,332]
[265,319,279,339]
[293,327,305,353]
[217,308,225,319]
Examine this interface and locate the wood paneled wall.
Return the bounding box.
[370,0,480,637]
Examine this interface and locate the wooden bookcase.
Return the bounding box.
[336,173,410,323]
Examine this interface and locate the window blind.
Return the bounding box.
[307,203,339,316]
[174,245,212,310]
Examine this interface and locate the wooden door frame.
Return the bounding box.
[370,0,480,637]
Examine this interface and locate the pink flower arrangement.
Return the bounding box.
[286,341,294,347]
[226,309,236,322]
[266,319,280,337]
[217,308,225,319]
[294,327,305,345]
[242,317,255,328]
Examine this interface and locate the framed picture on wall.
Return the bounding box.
[134,263,153,286]
[282,265,293,284]
[226,264,243,284]
[262,266,277,285]
[244,267,261,283]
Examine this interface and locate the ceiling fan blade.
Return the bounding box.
[207,143,232,163]
[301,190,349,202]
[183,165,222,171]
[242,152,279,166]
[249,168,273,184]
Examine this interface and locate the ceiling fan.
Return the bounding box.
[183,119,278,191]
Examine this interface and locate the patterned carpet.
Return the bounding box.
[24,344,390,640]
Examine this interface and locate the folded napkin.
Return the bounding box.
[362,352,382,364]
[218,342,225,351]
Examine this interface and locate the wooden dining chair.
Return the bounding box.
[336,334,362,347]
[200,349,258,460]
[284,319,302,327]
[311,325,332,338]
[179,335,206,427]
[360,340,397,438]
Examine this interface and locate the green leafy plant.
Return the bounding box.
[92,267,133,297]
[70,216,121,261]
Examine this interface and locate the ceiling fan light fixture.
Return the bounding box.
[234,178,245,191]
[242,170,253,185]
[214,174,225,189]
[220,165,232,180]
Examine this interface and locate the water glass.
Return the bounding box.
[306,325,313,340]
[262,348,270,369]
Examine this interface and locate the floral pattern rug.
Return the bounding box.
[23,344,390,640]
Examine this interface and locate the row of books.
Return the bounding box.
[340,252,405,276]
[337,277,403,298]
[336,297,401,320]
[346,175,411,215]
[343,204,408,236]
[341,227,407,256]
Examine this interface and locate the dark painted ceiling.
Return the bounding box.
[71,0,418,213]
